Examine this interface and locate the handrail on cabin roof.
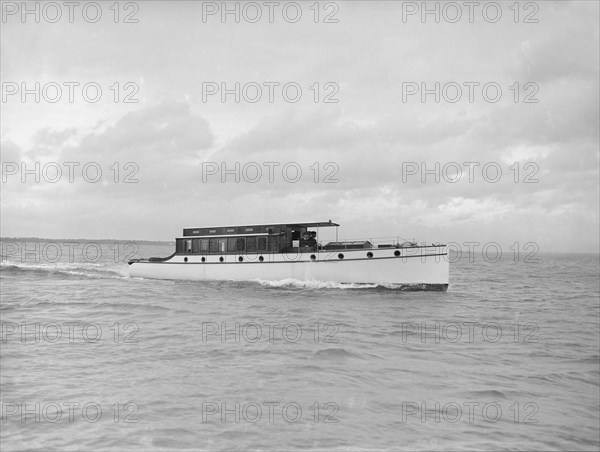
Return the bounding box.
[183,221,340,230]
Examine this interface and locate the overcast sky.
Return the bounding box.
[1,1,598,253]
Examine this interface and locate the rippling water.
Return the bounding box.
[1,241,598,451]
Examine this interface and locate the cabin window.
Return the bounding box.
[200,239,209,253]
[246,237,257,253]
[268,236,279,252]
[192,239,200,254]
[209,238,219,253]
[226,228,235,233]
[218,238,227,253]
[227,237,237,252]
[245,228,253,232]
[176,240,185,253]
[185,240,192,253]
[209,229,216,234]
[257,237,267,251]
[236,238,245,252]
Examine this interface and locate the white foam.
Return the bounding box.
[0,261,129,279]
[253,278,380,290]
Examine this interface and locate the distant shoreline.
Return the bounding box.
[0,238,598,255]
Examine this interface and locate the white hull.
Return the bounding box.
[129,246,449,290]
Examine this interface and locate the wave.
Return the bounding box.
[0,265,433,289]
[254,278,380,289]
[253,278,438,291]
[313,348,363,360]
[0,261,129,279]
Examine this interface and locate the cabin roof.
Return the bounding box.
[184,221,339,230]
[182,221,339,237]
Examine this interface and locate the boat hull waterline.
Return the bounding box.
[129,246,449,291]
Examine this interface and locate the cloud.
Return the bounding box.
[1,1,598,252]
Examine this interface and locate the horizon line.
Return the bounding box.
[1,237,599,255]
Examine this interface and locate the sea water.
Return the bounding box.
[1,241,598,450]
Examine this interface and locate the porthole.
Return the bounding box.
[367,252,373,258]
[259,256,264,262]
[184,257,188,263]
[310,254,316,261]
[394,250,401,257]
[201,257,206,263]
[219,256,224,262]
[338,253,344,260]
[238,256,244,262]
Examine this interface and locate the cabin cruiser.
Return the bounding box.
[128,221,449,290]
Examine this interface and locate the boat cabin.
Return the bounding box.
[175,221,339,255]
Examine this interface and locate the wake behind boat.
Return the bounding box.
[128,221,449,290]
